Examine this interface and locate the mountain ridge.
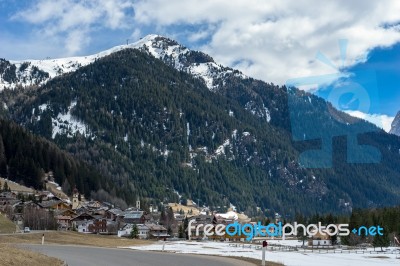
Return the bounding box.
[0,34,245,92]
[1,36,400,216]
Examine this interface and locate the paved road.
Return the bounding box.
[0,230,51,236]
[23,244,254,266]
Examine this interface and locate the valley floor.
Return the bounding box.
[127,239,400,266]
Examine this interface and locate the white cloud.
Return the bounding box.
[344,110,394,132]
[13,0,134,55]
[187,29,213,43]
[9,0,400,91]
[132,0,400,86]
[0,31,63,60]
[65,29,90,55]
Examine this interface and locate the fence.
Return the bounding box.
[228,242,400,254]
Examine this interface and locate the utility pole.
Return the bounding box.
[262,240,268,266]
[126,39,129,45]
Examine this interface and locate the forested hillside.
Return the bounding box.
[1,41,400,216]
[0,118,122,203]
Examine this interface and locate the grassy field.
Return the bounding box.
[0,231,150,265]
[168,203,200,215]
[0,213,17,234]
[0,244,63,266]
[0,231,151,247]
[0,177,34,193]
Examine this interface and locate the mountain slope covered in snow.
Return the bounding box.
[0,35,244,92]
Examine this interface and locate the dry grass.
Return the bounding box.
[0,177,34,193]
[45,182,69,200]
[0,231,285,265]
[168,203,200,215]
[0,213,17,234]
[0,244,63,266]
[0,231,152,247]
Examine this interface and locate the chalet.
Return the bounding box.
[71,212,95,231]
[106,208,123,221]
[174,214,185,224]
[22,201,41,210]
[56,215,72,230]
[88,219,107,233]
[75,218,116,234]
[146,223,169,239]
[137,224,150,239]
[102,202,114,208]
[0,191,17,198]
[0,193,20,211]
[308,229,332,246]
[215,211,238,224]
[38,200,71,210]
[117,224,150,239]
[85,201,102,209]
[123,211,145,224]
[144,213,154,224]
[54,209,77,217]
[36,191,59,201]
[77,221,92,233]
[71,212,95,222]
[117,224,131,237]
[92,209,107,217]
[191,214,214,224]
[74,206,89,215]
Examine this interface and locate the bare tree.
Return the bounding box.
[23,206,57,230]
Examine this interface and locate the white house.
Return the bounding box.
[77,221,93,233]
[308,229,332,246]
[310,238,332,246]
[117,224,150,239]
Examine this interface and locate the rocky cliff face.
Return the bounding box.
[390,111,400,136]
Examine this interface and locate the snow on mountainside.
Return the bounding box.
[0,34,245,91]
[390,111,400,136]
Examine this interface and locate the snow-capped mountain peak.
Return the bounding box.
[0,34,245,91]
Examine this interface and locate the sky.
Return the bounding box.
[1,0,400,131]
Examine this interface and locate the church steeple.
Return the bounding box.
[72,187,80,210]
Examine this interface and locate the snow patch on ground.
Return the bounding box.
[128,240,399,266]
[215,139,230,155]
[52,101,89,139]
[190,63,215,89]
[38,103,48,111]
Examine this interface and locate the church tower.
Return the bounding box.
[136,197,140,210]
[72,187,80,210]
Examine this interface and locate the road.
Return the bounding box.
[23,244,255,266]
[0,230,51,236]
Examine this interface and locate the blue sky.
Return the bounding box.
[347,44,400,116]
[1,0,400,130]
